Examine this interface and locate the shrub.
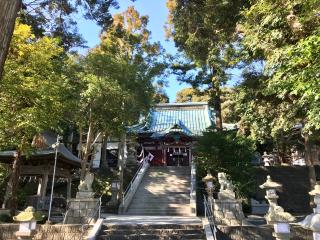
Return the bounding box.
[195,130,256,198]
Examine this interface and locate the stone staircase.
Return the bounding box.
[125,166,192,216]
[98,215,205,240]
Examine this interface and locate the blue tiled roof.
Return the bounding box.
[130,102,215,137]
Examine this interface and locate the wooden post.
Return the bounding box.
[67,176,72,199]
[189,146,192,166]
[40,172,49,198]
[37,178,42,196]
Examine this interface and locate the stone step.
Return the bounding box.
[103,229,203,235]
[137,183,190,187]
[129,199,190,205]
[132,191,190,196]
[149,167,191,170]
[140,185,190,189]
[125,166,191,216]
[128,203,190,208]
[140,179,190,183]
[126,210,191,216]
[146,174,190,177]
[103,224,203,230]
[145,173,191,176]
[149,166,191,170]
[98,234,205,240]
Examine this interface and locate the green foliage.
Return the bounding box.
[0,214,12,223]
[241,0,320,60]
[175,88,210,103]
[0,22,78,151]
[78,6,167,136]
[167,0,249,127]
[20,0,119,49]
[154,87,169,104]
[266,35,320,132]
[195,130,256,197]
[233,0,320,147]
[93,172,112,196]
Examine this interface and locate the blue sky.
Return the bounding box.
[76,0,189,102]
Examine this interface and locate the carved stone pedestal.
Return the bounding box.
[214,172,246,226]
[64,197,99,224]
[64,172,99,224]
[214,199,245,226]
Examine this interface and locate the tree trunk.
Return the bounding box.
[214,94,223,130]
[2,168,13,209]
[100,133,108,169]
[305,134,316,189]
[81,119,94,180]
[0,0,22,78]
[118,134,126,201]
[78,125,83,159]
[211,76,223,130]
[10,150,21,216]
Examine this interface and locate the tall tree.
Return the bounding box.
[236,0,320,186]
[0,0,22,78]
[0,22,77,214]
[77,7,166,192]
[0,0,118,79]
[167,0,249,129]
[175,88,209,103]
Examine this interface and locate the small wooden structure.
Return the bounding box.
[0,132,81,209]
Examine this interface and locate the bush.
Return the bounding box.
[195,130,256,198]
[0,214,12,223]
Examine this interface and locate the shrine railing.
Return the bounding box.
[203,195,218,240]
[119,158,150,213]
[190,161,197,215]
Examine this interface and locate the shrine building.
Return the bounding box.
[129,102,216,166]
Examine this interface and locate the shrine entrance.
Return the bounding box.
[166,146,190,166]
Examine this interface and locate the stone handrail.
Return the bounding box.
[203,195,218,240]
[190,161,197,216]
[119,159,150,213]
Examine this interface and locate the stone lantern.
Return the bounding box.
[260,176,295,240]
[260,175,282,210]
[299,183,320,240]
[202,173,214,200]
[13,206,43,240]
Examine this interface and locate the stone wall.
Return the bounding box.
[254,166,312,214]
[197,166,314,215]
[0,223,19,240]
[217,225,312,240]
[0,223,91,240]
[35,224,89,240]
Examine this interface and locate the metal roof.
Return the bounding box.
[0,132,80,167]
[130,102,215,137]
